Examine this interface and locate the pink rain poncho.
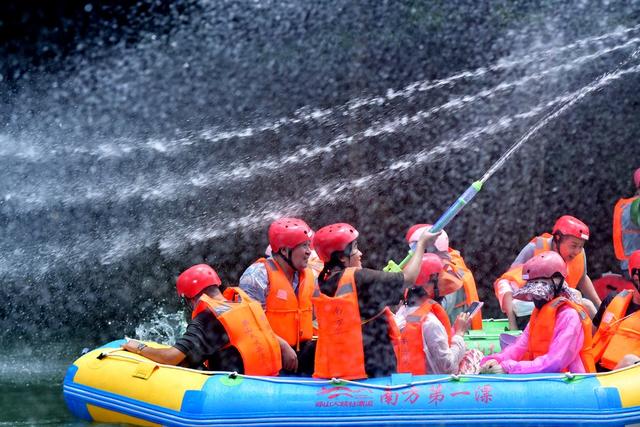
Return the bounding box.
[481,305,586,373]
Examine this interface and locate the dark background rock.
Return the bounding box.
[1,0,639,350]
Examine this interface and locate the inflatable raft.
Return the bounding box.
[64,340,640,427]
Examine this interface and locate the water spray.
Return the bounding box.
[384,51,640,273]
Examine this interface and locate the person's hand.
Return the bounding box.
[453,312,471,336]
[480,359,504,374]
[280,341,299,372]
[121,339,142,354]
[417,228,443,248]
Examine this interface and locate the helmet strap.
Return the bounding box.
[432,274,440,300]
[632,269,640,288]
[276,248,298,272]
[551,275,564,297]
[552,232,563,248]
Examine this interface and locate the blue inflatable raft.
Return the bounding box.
[63,340,640,426]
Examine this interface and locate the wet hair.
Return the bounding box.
[319,250,346,283]
[402,281,443,306]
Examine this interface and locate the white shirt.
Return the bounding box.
[394,304,467,374]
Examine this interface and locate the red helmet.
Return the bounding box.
[415,253,444,286]
[405,223,449,252]
[629,250,640,276]
[176,264,221,298]
[312,223,359,263]
[552,215,590,241]
[268,218,313,252]
[634,168,640,189]
[522,251,568,281]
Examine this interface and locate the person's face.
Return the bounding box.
[343,241,363,268]
[557,235,585,262]
[290,241,312,271]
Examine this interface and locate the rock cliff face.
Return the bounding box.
[1,0,639,347]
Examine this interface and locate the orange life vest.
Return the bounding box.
[613,196,640,262]
[526,297,595,373]
[395,300,452,375]
[259,258,316,349]
[192,288,282,376]
[448,249,482,330]
[592,290,640,370]
[311,268,367,380]
[494,233,586,290]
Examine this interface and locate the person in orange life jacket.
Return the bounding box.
[239,218,317,374]
[406,224,482,330]
[612,168,640,275]
[481,251,595,374]
[310,222,443,379]
[122,264,295,375]
[494,215,600,330]
[265,244,325,278]
[592,250,640,371]
[394,253,484,375]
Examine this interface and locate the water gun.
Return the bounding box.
[383,181,483,272]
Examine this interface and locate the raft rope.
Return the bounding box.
[96,348,639,390]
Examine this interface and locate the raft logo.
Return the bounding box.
[315,386,374,408]
[475,384,493,404]
[380,387,422,406]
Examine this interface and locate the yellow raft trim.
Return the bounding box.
[597,363,640,408]
[73,344,209,412]
[88,405,161,427]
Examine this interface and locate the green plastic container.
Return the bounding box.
[463,319,521,355]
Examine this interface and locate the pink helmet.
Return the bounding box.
[176,264,222,298]
[522,251,568,281]
[415,253,444,286]
[268,218,313,252]
[634,168,640,189]
[405,223,449,252]
[312,223,359,263]
[552,215,590,241]
[629,250,640,276]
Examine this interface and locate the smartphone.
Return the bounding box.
[464,301,484,318]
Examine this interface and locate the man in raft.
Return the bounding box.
[394,253,483,375]
[122,264,296,375]
[239,218,317,375]
[481,251,595,374]
[310,222,441,379]
[612,168,640,275]
[494,215,600,330]
[405,223,482,329]
[592,250,640,371]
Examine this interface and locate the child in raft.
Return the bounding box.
[394,253,484,375]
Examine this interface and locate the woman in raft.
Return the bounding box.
[481,251,595,374]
